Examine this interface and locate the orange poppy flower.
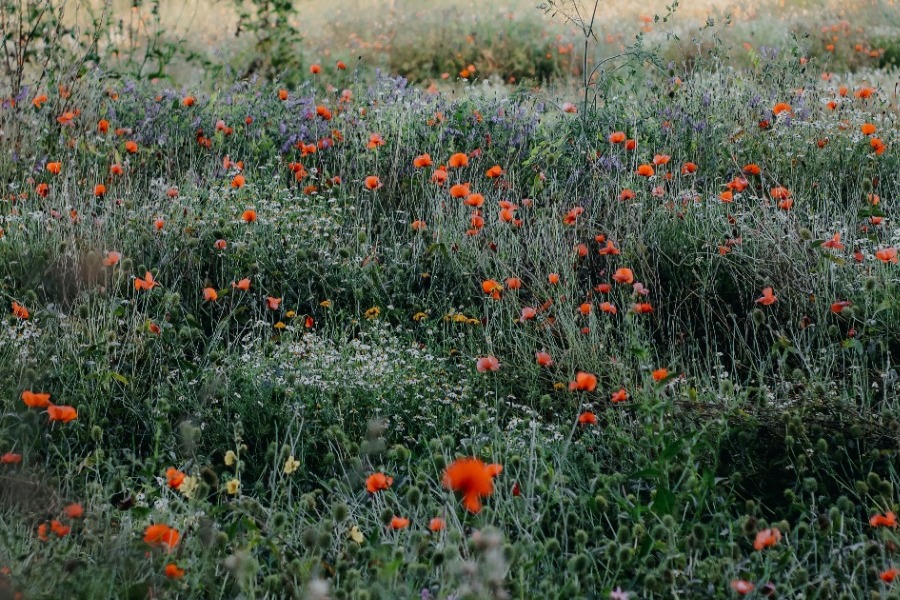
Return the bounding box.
[366,472,393,493]
[364,175,382,191]
[880,568,899,583]
[46,162,62,174]
[505,277,522,290]
[731,580,754,595]
[476,356,500,372]
[625,139,636,151]
[94,184,106,197]
[719,190,734,203]
[413,153,433,168]
[632,302,654,314]
[144,524,180,551]
[611,388,628,403]
[228,278,249,292]
[266,297,282,310]
[535,351,553,366]
[773,102,792,115]
[636,164,655,177]
[32,94,48,108]
[21,390,51,408]
[608,131,626,144]
[165,563,186,579]
[521,307,537,321]
[35,183,49,197]
[411,220,426,231]
[103,251,122,266]
[310,64,321,74]
[1,452,22,464]
[830,300,852,314]
[182,95,195,107]
[125,141,138,154]
[821,233,844,250]
[485,165,504,178]
[612,268,634,285]
[681,162,697,174]
[652,368,669,382]
[861,123,876,135]
[578,411,597,425]
[50,520,70,537]
[64,503,84,519]
[47,404,77,423]
[854,87,875,99]
[569,371,598,392]
[57,111,75,125]
[870,137,886,155]
[166,467,186,489]
[448,153,469,168]
[148,322,161,335]
[869,511,897,528]
[464,193,484,207]
[428,517,445,532]
[443,457,498,513]
[241,209,257,223]
[548,273,560,285]
[618,189,636,202]
[110,163,124,176]
[753,527,781,551]
[154,218,165,231]
[98,119,109,133]
[11,302,29,320]
[202,287,218,302]
[37,523,49,541]
[449,182,470,198]
[431,168,448,185]
[578,303,592,316]
[743,163,761,175]
[652,154,670,166]
[599,302,617,315]
[366,133,385,149]
[278,89,288,101]
[231,174,246,189]
[756,287,777,305]
[134,271,158,291]
[389,516,410,530]
[336,60,347,70]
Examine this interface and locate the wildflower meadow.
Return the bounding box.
[1,0,899,598]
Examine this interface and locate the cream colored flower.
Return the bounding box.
[178,476,198,499]
[283,455,300,474]
[349,526,364,544]
[224,450,237,466]
[225,479,240,495]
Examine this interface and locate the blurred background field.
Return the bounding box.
[51,0,900,88]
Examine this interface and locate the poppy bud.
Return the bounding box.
[751,309,766,325]
[798,227,812,240]
[405,486,422,505]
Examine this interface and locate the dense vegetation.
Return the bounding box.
[1,0,899,598]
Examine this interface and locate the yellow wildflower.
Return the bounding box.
[224,450,237,466]
[178,476,198,499]
[225,479,240,495]
[284,455,300,474]
[364,306,380,319]
[349,526,365,544]
[412,312,428,322]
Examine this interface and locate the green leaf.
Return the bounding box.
[651,486,676,515]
